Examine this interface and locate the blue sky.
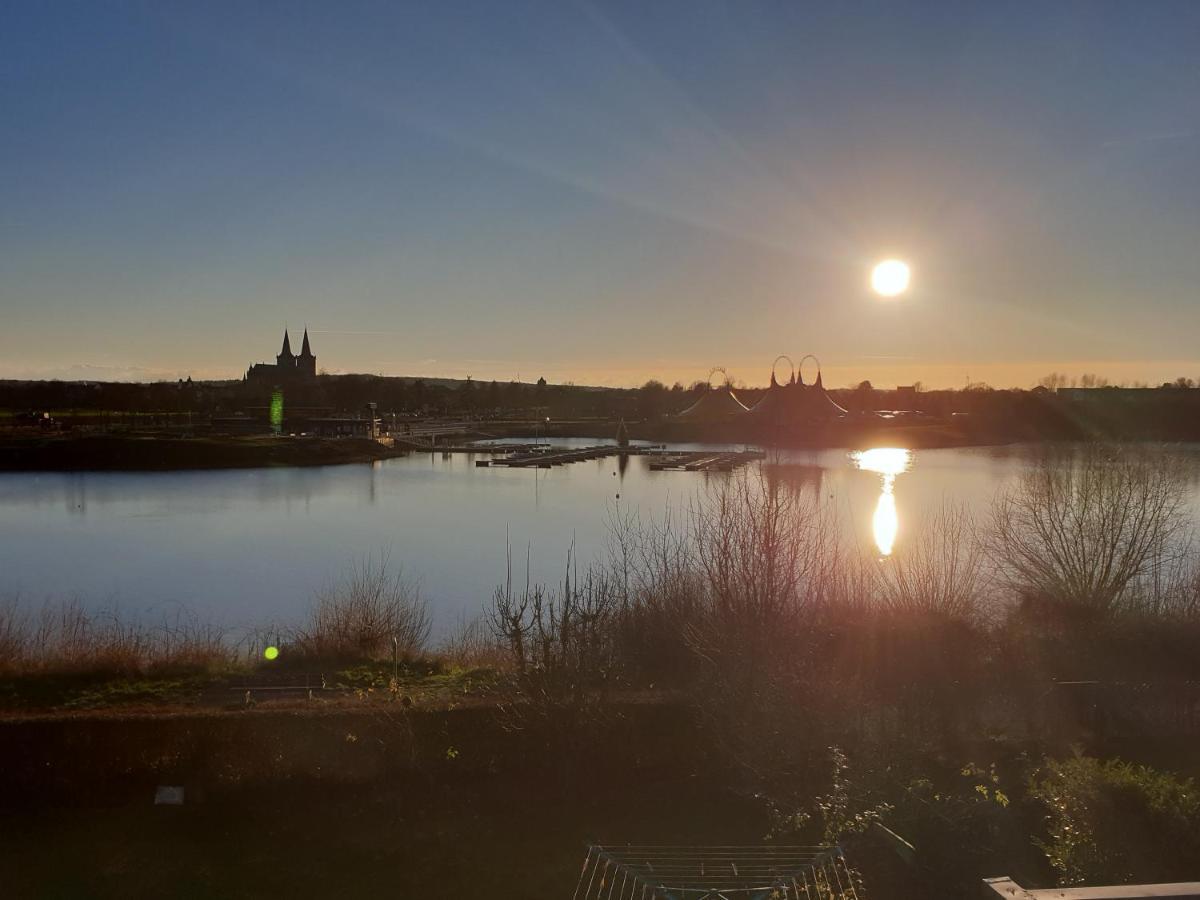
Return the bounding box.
[3,1,1198,387]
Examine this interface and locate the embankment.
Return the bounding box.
[0,699,698,805]
[0,701,770,899]
[0,434,406,471]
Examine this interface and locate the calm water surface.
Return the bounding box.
[2,441,1196,634]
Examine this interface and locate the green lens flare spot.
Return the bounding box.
[264,645,280,661]
[269,390,284,434]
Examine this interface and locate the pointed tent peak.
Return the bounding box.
[815,370,824,389]
[280,329,293,356]
[788,371,796,386]
[770,371,778,388]
[300,327,312,357]
[797,354,822,390]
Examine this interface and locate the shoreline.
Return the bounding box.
[0,433,409,472]
[0,419,1181,474]
[0,423,1006,473]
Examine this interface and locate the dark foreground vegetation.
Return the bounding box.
[3,444,1200,897]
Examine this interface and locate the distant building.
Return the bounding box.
[894,385,917,410]
[308,405,382,439]
[245,329,317,383]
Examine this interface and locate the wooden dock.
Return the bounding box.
[488,445,621,468]
[466,444,764,471]
[646,450,765,471]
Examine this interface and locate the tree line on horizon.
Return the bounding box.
[4,370,1200,440]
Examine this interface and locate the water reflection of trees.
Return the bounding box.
[760,462,826,497]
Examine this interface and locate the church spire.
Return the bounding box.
[300,327,312,357]
[280,329,293,357]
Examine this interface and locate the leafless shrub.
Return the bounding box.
[657,473,849,777]
[487,544,620,703]
[485,543,624,776]
[604,504,705,680]
[687,471,841,662]
[878,503,990,621]
[1154,553,1200,619]
[811,551,881,618]
[604,504,697,605]
[987,444,1190,616]
[290,553,430,663]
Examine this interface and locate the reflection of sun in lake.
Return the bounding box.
[851,448,913,556]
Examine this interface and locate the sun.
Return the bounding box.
[871,259,910,297]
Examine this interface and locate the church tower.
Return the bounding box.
[297,328,316,378]
[276,329,296,372]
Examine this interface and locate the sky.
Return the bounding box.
[2,1,1199,389]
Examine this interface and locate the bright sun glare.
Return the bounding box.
[871,259,910,297]
[852,448,913,556]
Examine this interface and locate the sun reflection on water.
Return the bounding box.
[851,448,913,556]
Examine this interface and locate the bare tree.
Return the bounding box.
[689,471,839,638]
[987,445,1189,615]
[486,542,620,701]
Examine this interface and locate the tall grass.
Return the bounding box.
[0,595,232,676]
[439,613,508,670]
[0,555,431,677]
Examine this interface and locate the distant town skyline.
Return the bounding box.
[6,349,1199,393]
[3,2,1199,389]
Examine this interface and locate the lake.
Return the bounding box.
[2,440,1197,636]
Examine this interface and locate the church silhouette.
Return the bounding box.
[245,329,317,382]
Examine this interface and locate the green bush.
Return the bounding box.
[1030,757,1200,885]
[866,760,1024,899]
[764,747,893,845]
